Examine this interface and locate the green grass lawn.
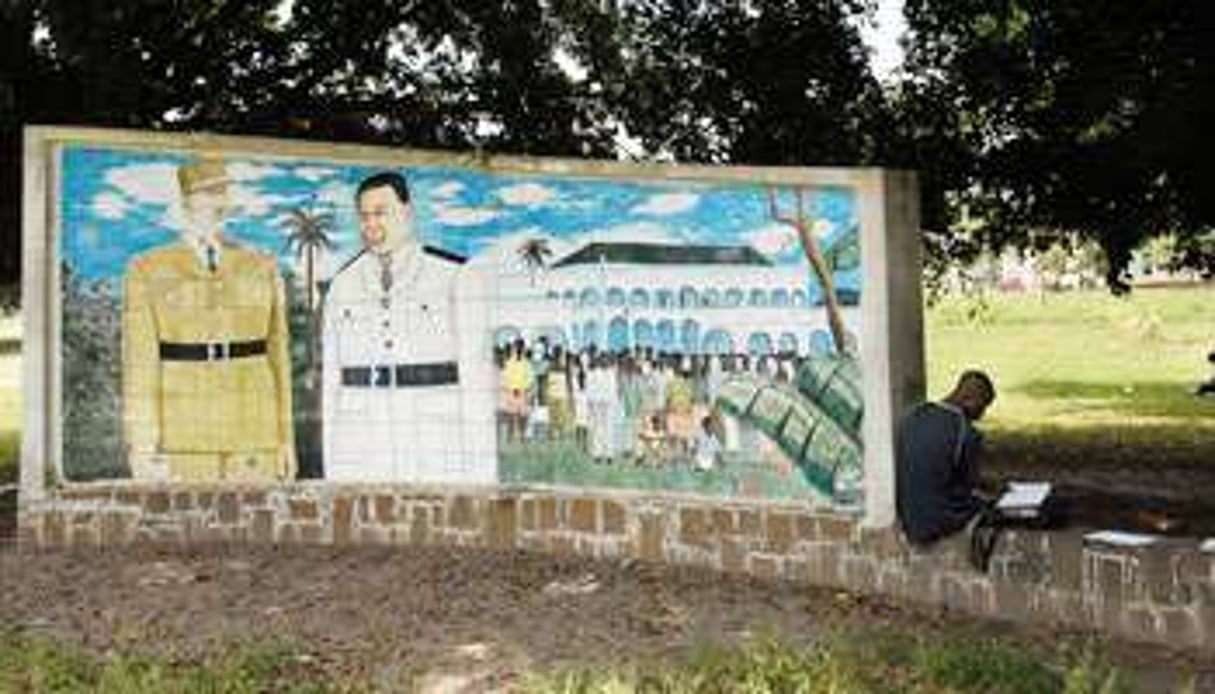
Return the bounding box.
[927,285,1215,470]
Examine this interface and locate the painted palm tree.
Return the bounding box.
[517,237,553,286]
[766,187,853,356]
[282,205,336,311]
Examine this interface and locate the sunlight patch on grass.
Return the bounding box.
[927,286,1215,464]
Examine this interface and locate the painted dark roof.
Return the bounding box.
[552,242,773,268]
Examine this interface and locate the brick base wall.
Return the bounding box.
[18,484,1215,650]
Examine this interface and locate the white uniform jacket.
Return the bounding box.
[321,244,497,483]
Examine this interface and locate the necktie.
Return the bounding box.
[379,255,393,293]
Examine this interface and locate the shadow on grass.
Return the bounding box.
[1015,380,1214,420]
[986,424,1215,470]
[983,424,1215,536]
[0,429,16,486]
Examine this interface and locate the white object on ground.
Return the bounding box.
[995,481,1052,518]
[542,573,601,597]
[1084,530,1159,547]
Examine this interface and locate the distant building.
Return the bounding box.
[493,242,860,356]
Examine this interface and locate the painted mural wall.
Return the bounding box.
[54,138,864,507]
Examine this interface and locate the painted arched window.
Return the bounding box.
[778,332,798,355]
[607,287,627,307]
[582,320,603,348]
[633,320,655,349]
[579,288,601,308]
[629,288,650,308]
[494,326,522,348]
[656,289,675,308]
[792,289,807,307]
[702,329,734,355]
[679,286,698,309]
[562,289,577,307]
[608,317,630,352]
[747,332,773,356]
[680,319,700,354]
[656,320,677,351]
[702,288,721,308]
[724,288,744,307]
[772,289,790,307]
[749,289,768,307]
[810,329,834,355]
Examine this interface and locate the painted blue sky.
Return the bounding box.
[60,145,860,294]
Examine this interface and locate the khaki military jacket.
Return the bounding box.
[121,239,296,481]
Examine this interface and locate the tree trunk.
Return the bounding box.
[796,224,848,355]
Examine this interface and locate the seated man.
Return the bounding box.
[896,370,996,550]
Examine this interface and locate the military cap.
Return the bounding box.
[177,156,230,196]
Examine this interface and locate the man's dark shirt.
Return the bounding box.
[896,401,985,544]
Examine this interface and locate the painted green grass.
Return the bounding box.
[500,438,828,502]
[927,286,1215,468]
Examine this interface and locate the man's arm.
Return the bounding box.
[267,267,297,480]
[121,262,162,478]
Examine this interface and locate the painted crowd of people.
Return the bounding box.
[494,337,808,470]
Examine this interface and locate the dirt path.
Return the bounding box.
[1,545,1211,691]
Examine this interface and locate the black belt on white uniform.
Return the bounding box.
[341,362,459,388]
[159,339,267,361]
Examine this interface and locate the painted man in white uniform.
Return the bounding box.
[322,171,496,483]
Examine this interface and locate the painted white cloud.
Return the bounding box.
[229,188,297,218]
[104,163,180,206]
[630,192,699,216]
[431,180,465,199]
[746,223,798,257]
[226,161,280,182]
[496,182,557,206]
[294,165,338,182]
[315,180,354,208]
[92,192,133,221]
[432,203,501,227]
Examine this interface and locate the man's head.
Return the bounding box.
[356,171,415,255]
[177,156,231,244]
[946,369,996,421]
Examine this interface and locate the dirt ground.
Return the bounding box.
[1,544,1212,692]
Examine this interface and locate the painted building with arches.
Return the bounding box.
[492,241,860,357]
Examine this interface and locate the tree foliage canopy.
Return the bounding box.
[2,0,1214,288]
[902,0,1215,289]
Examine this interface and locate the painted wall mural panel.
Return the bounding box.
[56,139,864,506]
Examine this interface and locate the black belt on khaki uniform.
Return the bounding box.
[341,362,459,388]
[159,339,267,361]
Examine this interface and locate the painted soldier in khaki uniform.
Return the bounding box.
[122,156,296,482]
[322,171,496,483]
